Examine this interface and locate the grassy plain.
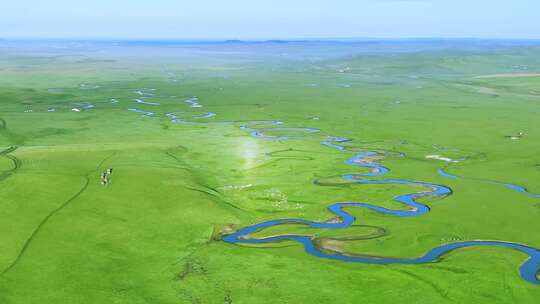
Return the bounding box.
[0,40,539,303]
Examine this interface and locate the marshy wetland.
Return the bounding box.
[1,39,539,303]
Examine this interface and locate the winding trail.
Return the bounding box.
[163,147,248,216]
[0,153,115,276]
[0,146,21,182]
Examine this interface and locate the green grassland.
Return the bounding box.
[0,40,539,303]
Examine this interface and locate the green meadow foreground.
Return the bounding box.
[0,40,539,303]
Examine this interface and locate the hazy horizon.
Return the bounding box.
[1,0,539,40]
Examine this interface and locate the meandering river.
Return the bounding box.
[119,92,540,284]
[222,116,540,285]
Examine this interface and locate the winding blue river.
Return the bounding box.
[222,125,540,285]
[438,168,540,198]
[137,94,539,284]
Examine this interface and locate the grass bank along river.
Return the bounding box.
[1,39,540,303]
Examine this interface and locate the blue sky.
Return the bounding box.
[1,0,538,39]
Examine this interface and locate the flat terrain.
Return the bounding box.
[0,39,539,303]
